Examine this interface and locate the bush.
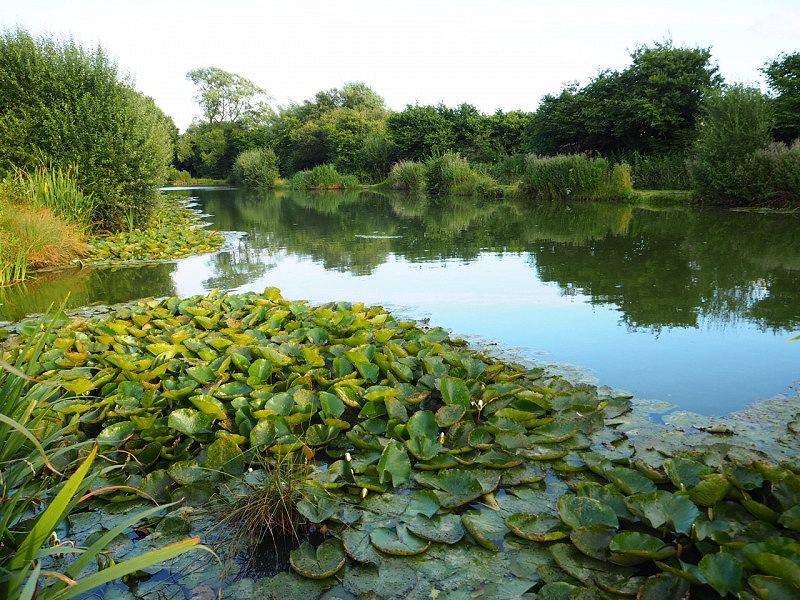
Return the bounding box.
[520,154,633,200]
[688,85,773,205]
[230,147,280,188]
[386,160,426,191]
[289,163,358,190]
[627,151,691,190]
[737,141,800,207]
[0,29,175,231]
[424,152,473,197]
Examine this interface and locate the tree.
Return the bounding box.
[762,52,800,144]
[0,28,175,230]
[528,41,722,157]
[186,66,268,125]
[386,104,456,161]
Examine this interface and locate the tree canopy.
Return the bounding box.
[762,52,800,144]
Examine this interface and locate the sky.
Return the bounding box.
[4,0,800,131]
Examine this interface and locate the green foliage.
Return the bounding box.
[385,160,427,191]
[186,66,268,125]
[424,153,501,198]
[736,141,800,207]
[626,151,691,190]
[521,154,634,200]
[762,52,800,144]
[0,311,203,599]
[386,104,457,160]
[528,40,722,156]
[688,84,774,205]
[230,147,280,188]
[0,29,175,231]
[358,133,397,183]
[18,165,95,233]
[290,164,358,190]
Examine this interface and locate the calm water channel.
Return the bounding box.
[1,187,798,416]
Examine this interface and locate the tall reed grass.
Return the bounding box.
[385,160,426,191]
[627,151,691,190]
[20,165,95,234]
[424,152,502,198]
[290,164,359,190]
[520,154,633,201]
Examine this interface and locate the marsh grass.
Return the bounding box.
[521,154,633,201]
[20,165,95,234]
[627,151,691,190]
[290,164,358,190]
[385,160,426,191]
[1,206,87,270]
[213,449,311,562]
[424,152,502,198]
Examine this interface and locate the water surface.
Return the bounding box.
[2,187,798,415]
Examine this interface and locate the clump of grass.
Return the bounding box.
[215,450,311,555]
[627,151,691,190]
[520,154,633,201]
[289,164,359,190]
[1,206,87,270]
[423,152,501,198]
[385,160,426,191]
[20,164,95,234]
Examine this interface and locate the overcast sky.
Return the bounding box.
[5,0,799,131]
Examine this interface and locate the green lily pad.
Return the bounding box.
[569,525,616,560]
[415,469,484,508]
[370,524,431,556]
[436,403,467,427]
[289,539,346,579]
[500,462,546,487]
[406,513,465,544]
[606,466,658,495]
[625,491,699,536]
[688,474,731,506]
[636,573,690,600]
[305,423,341,446]
[97,420,136,447]
[376,439,411,487]
[698,552,744,597]
[608,531,677,564]
[440,376,471,408]
[461,509,508,551]
[506,513,570,542]
[167,408,213,437]
[557,495,619,529]
[748,575,799,598]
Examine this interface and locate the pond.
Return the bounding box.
[1,187,798,416]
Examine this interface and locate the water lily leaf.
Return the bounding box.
[506,513,570,542]
[550,543,637,589]
[575,482,634,522]
[744,551,800,591]
[319,391,345,419]
[461,509,508,551]
[474,449,524,469]
[436,404,466,427]
[97,420,136,447]
[270,434,304,454]
[778,506,800,530]
[214,381,253,399]
[205,436,244,475]
[500,463,546,487]
[332,383,362,408]
[517,444,569,461]
[528,422,578,443]
[167,460,208,485]
[296,495,339,523]
[60,377,96,396]
[607,466,658,495]
[557,495,619,529]
[468,427,495,449]
[289,539,346,579]
[664,457,714,489]
[167,408,213,437]
[440,376,471,408]
[186,365,216,384]
[625,491,699,536]
[415,454,459,470]
[340,525,382,565]
[569,525,615,560]
[306,424,341,446]
[247,358,272,383]
[636,573,690,600]
[406,513,465,544]
[370,524,431,556]
[189,394,228,420]
[748,575,799,598]
[407,410,437,439]
[377,439,411,487]
[404,490,441,518]
[688,474,731,507]
[698,552,744,597]
[254,392,293,417]
[608,531,676,564]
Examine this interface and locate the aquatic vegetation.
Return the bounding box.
[385,160,426,191]
[0,309,204,600]
[82,197,224,263]
[521,154,634,201]
[3,287,798,597]
[290,164,359,190]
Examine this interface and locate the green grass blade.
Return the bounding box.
[0,412,57,473]
[64,500,183,579]
[9,445,97,572]
[17,560,41,600]
[49,537,204,600]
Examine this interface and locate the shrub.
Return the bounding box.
[688,85,773,205]
[358,133,397,183]
[424,152,473,197]
[520,154,633,200]
[627,151,691,190]
[386,160,426,191]
[737,141,800,207]
[230,147,280,188]
[289,163,357,190]
[0,29,175,231]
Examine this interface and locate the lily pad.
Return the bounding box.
[461,509,509,551]
[406,513,465,544]
[370,524,431,556]
[376,439,411,487]
[557,495,619,529]
[608,531,677,564]
[289,539,346,579]
[506,513,570,542]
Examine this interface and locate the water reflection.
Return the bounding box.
[1,187,798,414]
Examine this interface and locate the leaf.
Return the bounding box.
[289,539,346,579]
[608,531,676,564]
[506,513,570,542]
[305,424,340,446]
[607,466,658,495]
[435,403,466,427]
[406,513,465,544]
[636,573,690,600]
[698,552,744,596]
[557,495,619,529]
[461,509,508,551]
[440,376,471,408]
[370,524,431,556]
[167,408,213,437]
[377,439,411,487]
[97,421,136,447]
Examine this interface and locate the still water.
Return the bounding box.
[1,187,798,415]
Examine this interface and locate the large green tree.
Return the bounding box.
[528,41,722,157]
[762,52,800,144]
[0,28,175,230]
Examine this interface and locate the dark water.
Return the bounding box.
[2,187,799,415]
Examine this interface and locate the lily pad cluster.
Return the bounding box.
[80,198,224,263]
[5,288,799,598]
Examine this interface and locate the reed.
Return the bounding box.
[289,164,358,190]
[520,154,633,201]
[19,165,95,233]
[385,160,426,191]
